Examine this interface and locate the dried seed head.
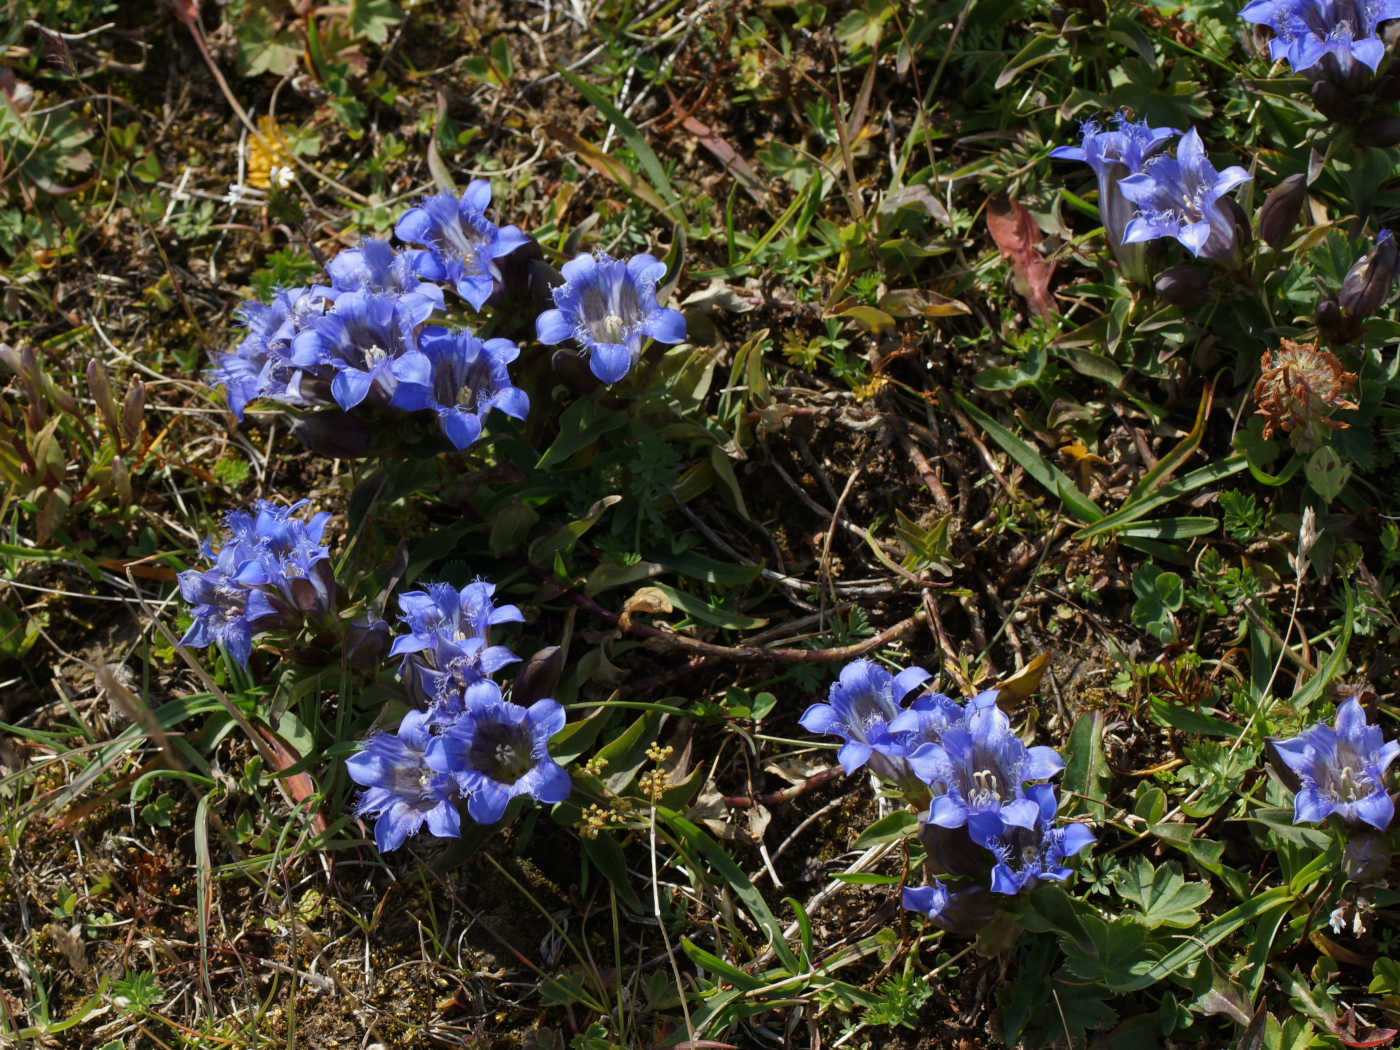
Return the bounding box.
[1253,338,1358,451]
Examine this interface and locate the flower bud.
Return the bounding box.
[120,379,144,452]
[1311,81,1355,122]
[86,358,120,438]
[1224,195,1253,256]
[291,410,378,458]
[513,645,563,708]
[344,618,391,672]
[1154,263,1210,307]
[1315,297,1361,344]
[1258,174,1307,249]
[1374,65,1400,101]
[551,348,601,396]
[1357,117,1400,147]
[1339,229,1398,319]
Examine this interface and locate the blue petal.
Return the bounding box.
[331,368,374,411]
[467,782,510,824]
[560,253,599,285]
[645,307,687,344]
[589,342,633,384]
[1354,790,1395,831]
[536,308,573,344]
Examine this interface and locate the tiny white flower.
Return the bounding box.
[270,165,294,189]
[1330,905,1347,934]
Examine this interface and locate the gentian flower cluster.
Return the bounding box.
[208,184,530,454]
[1053,120,1251,270]
[1272,696,1400,831]
[1049,116,1178,282]
[1242,0,1400,83]
[802,659,1094,931]
[346,578,572,850]
[178,500,353,666]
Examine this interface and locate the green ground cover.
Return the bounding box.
[4,0,1400,1046]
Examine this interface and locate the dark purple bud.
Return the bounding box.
[513,646,563,707]
[1315,297,1360,344]
[1311,81,1355,123]
[345,618,391,671]
[1375,66,1400,101]
[1154,263,1210,307]
[120,380,144,451]
[1339,230,1398,320]
[1357,117,1400,147]
[918,822,988,880]
[927,884,999,938]
[486,238,550,334]
[1258,174,1307,250]
[49,382,78,416]
[1223,196,1253,256]
[551,349,601,396]
[291,410,378,458]
[86,359,120,438]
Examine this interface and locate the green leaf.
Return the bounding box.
[1057,912,1158,989]
[558,69,678,208]
[233,4,301,77]
[528,495,621,567]
[1114,858,1211,929]
[831,872,901,886]
[660,808,800,971]
[953,392,1102,523]
[852,809,918,848]
[1073,454,1246,541]
[649,583,768,630]
[1062,710,1109,818]
[1304,444,1350,502]
[348,0,401,43]
[1113,887,1292,992]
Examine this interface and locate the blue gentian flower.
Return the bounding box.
[1050,116,1179,282]
[224,500,339,621]
[910,697,1065,846]
[985,784,1096,894]
[390,581,523,718]
[316,239,445,317]
[289,291,432,412]
[424,681,571,824]
[535,252,686,384]
[1273,696,1400,830]
[346,710,462,851]
[393,326,529,450]
[177,501,345,665]
[902,881,951,920]
[208,288,324,419]
[889,688,991,746]
[799,659,932,782]
[1116,128,1252,262]
[395,183,529,310]
[1241,0,1400,79]
[177,557,256,667]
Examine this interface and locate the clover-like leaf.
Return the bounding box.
[1114,857,1211,930]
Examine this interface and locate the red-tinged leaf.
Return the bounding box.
[986,196,1057,319]
[680,115,766,203]
[254,723,332,865]
[1338,1029,1397,1048]
[1332,1008,1398,1048]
